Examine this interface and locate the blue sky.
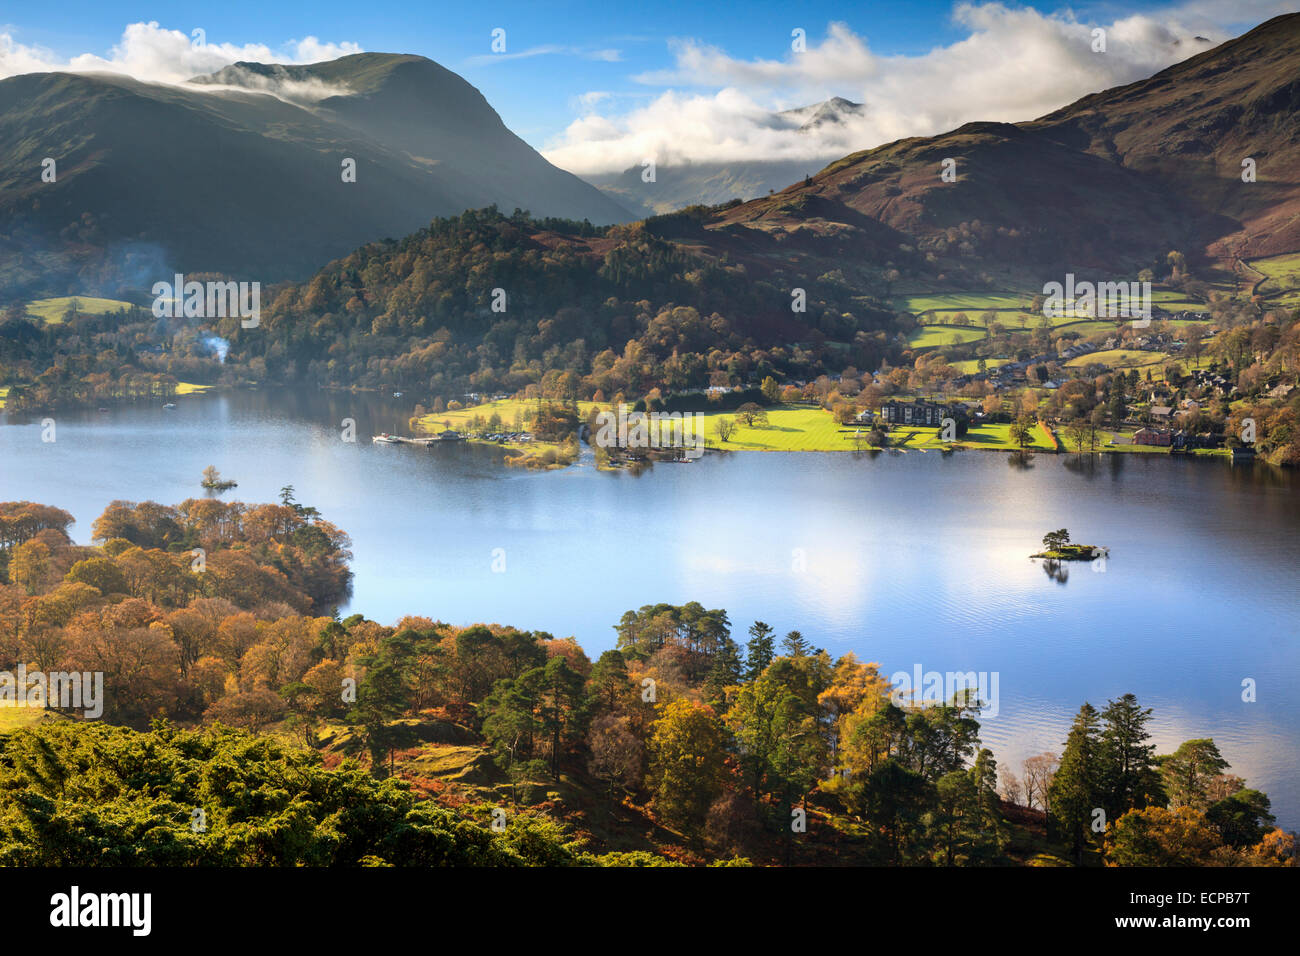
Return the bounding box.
[1,1,1291,171]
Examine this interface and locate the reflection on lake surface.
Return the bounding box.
[3,388,1298,827]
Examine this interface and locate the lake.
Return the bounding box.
[3,388,1298,828]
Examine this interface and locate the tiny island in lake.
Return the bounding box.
[1031,528,1107,560]
[200,465,238,492]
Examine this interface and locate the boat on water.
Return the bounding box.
[393,392,403,398]
[163,403,177,409]
[372,434,399,444]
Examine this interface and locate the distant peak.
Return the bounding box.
[776,96,866,135]
[187,52,463,100]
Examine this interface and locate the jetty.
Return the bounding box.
[372,433,464,445]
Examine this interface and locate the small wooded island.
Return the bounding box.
[1031,528,1107,560]
[201,465,238,492]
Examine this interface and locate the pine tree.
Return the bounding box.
[1050,703,1104,864]
[744,622,775,679]
[587,649,631,714]
[704,637,743,707]
[781,630,810,657]
[1098,693,1164,818]
[1160,738,1230,810]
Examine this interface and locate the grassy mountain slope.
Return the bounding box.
[710,13,1300,275]
[0,53,631,297]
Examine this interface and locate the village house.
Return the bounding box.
[1172,430,1219,451]
[880,399,955,426]
[1133,427,1172,447]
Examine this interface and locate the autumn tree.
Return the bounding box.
[1010,416,1036,450]
[586,713,644,794]
[8,540,51,595]
[1105,806,1224,866]
[1063,419,1091,453]
[1022,752,1059,812]
[735,403,767,427]
[647,699,728,835]
[64,557,128,596]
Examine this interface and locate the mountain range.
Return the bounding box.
[2,13,1299,305]
[707,12,1300,275]
[0,53,631,296]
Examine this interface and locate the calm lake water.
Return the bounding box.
[3,388,1298,828]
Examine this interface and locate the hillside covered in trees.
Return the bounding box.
[0,499,1291,866]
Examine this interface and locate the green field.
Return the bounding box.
[1152,300,1210,313]
[907,325,987,348]
[896,292,1028,313]
[1149,289,1206,305]
[897,287,1212,333]
[1250,252,1300,282]
[0,386,8,409]
[25,296,138,324]
[1065,348,1172,370]
[700,406,860,451]
[701,407,1057,454]
[948,358,1008,374]
[953,422,1055,452]
[416,399,1188,461]
[1248,254,1300,307]
[1054,320,1125,337]
[176,382,214,395]
[914,309,1027,324]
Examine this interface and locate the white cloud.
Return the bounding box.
[0,21,362,86]
[465,45,623,66]
[574,90,613,110]
[542,1,1279,176]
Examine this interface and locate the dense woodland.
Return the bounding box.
[0,499,1291,866]
[0,206,908,410]
[2,208,1297,469]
